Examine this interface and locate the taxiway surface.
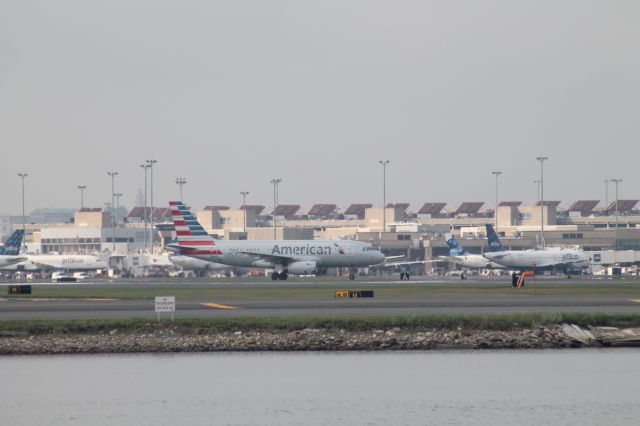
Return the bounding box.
[1,276,639,319]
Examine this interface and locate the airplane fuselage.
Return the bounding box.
[0,255,107,271]
[483,249,590,271]
[448,254,502,269]
[0,256,27,268]
[168,239,384,270]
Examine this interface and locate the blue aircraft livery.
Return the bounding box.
[0,230,24,256]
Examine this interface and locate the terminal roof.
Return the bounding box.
[307,204,337,216]
[455,202,484,214]
[127,207,171,221]
[240,205,265,215]
[606,200,639,212]
[386,203,410,211]
[417,203,446,214]
[273,205,301,217]
[203,205,230,211]
[534,201,562,208]
[568,200,599,212]
[498,201,522,207]
[344,204,372,219]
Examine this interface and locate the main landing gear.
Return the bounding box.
[271,271,289,280]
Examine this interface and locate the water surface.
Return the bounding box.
[2,349,639,425]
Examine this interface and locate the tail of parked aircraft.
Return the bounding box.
[0,230,24,255]
[485,224,505,252]
[446,237,467,256]
[167,201,221,255]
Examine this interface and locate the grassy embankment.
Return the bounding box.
[2,313,640,336]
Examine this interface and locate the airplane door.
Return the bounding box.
[347,243,355,257]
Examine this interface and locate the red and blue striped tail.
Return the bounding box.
[168,201,222,255]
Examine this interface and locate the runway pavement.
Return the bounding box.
[1,276,640,319]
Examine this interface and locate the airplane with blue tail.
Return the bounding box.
[439,236,502,269]
[0,230,27,267]
[483,224,590,277]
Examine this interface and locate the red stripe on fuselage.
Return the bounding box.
[178,240,215,246]
[181,249,223,255]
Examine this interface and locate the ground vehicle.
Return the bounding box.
[52,272,77,282]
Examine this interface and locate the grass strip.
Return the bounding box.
[2,313,640,336]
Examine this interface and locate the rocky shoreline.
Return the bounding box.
[0,326,587,355]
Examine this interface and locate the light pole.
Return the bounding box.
[378,160,390,232]
[604,179,609,215]
[240,191,249,234]
[611,178,622,249]
[114,193,123,223]
[140,164,149,251]
[107,171,118,252]
[146,160,157,252]
[175,177,187,202]
[17,173,27,252]
[492,171,502,231]
[536,156,548,249]
[270,178,282,239]
[77,185,87,209]
[534,180,541,205]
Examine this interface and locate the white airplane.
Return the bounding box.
[483,224,590,277]
[1,254,107,272]
[0,230,27,268]
[440,236,502,269]
[169,254,228,273]
[166,201,385,280]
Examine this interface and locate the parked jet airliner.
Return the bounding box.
[166,201,385,280]
[483,224,590,277]
[440,236,502,269]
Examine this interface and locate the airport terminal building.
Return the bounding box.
[4,199,639,274]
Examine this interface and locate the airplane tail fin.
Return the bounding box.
[168,201,221,255]
[0,230,24,255]
[485,224,505,252]
[446,237,467,256]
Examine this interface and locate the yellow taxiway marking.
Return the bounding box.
[630,299,640,304]
[201,302,239,310]
[83,298,118,302]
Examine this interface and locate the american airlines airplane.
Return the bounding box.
[440,236,502,269]
[166,201,385,280]
[483,224,590,277]
[0,230,27,268]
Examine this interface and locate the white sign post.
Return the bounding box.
[155,296,175,321]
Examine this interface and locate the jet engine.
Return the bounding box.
[286,261,317,275]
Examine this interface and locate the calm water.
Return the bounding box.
[2,349,639,426]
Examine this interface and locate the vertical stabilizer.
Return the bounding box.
[0,230,24,255]
[168,201,220,255]
[485,224,505,252]
[446,237,467,256]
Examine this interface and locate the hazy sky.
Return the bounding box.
[1,1,638,215]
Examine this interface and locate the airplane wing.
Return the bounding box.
[373,260,437,269]
[234,251,296,265]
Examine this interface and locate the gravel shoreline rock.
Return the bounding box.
[0,327,580,355]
